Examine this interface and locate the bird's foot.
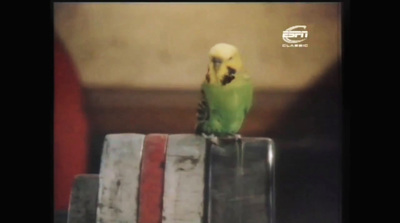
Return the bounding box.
[234,134,242,142]
[201,133,219,145]
[224,134,242,142]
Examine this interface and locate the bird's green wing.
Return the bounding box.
[243,82,253,116]
[195,87,209,135]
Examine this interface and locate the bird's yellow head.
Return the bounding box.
[205,43,245,86]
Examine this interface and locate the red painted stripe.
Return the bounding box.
[138,134,168,223]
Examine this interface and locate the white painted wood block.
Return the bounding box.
[96,133,145,223]
[162,134,206,223]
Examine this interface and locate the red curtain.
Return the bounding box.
[54,34,89,210]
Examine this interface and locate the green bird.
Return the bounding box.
[195,43,253,140]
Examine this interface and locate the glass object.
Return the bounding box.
[204,137,276,223]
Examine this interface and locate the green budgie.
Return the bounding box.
[195,43,253,141]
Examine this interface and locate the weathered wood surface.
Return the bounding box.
[161,134,206,223]
[67,174,99,223]
[206,137,275,223]
[138,134,168,223]
[96,133,145,223]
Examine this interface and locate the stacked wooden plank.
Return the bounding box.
[67,134,275,223]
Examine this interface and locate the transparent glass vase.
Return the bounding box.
[204,137,276,223]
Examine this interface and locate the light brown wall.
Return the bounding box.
[54,3,341,91]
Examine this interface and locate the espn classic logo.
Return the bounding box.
[282,25,308,48]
